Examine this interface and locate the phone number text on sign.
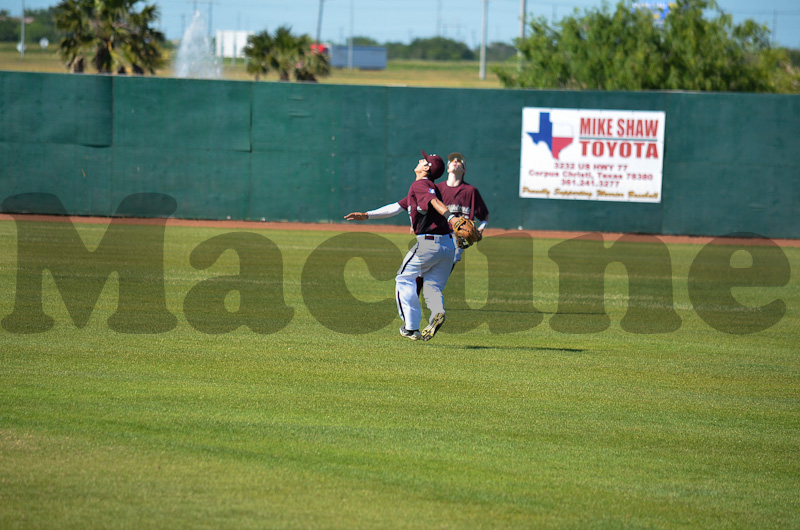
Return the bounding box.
[519,108,666,203]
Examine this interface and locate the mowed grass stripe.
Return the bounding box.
[0,221,798,529]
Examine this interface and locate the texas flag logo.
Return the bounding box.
[527,112,574,160]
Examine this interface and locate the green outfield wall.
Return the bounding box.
[2,71,798,238]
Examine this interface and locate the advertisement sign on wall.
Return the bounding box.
[519,108,666,203]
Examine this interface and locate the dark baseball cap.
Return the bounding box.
[421,150,445,180]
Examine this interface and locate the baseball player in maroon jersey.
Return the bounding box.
[438,152,490,263]
[345,151,458,341]
[359,151,490,296]
[394,152,489,265]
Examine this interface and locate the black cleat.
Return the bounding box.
[400,326,422,341]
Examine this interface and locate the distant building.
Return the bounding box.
[215,30,254,59]
[327,45,387,70]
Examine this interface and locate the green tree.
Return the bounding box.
[244,30,276,81]
[54,0,165,75]
[23,8,61,44]
[0,10,19,42]
[54,0,92,72]
[244,25,330,82]
[294,47,331,82]
[0,8,61,43]
[483,42,517,62]
[788,48,800,68]
[271,26,305,81]
[406,37,475,61]
[384,41,409,60]
[124,3,165,74]
[498,0,799,93]
[386,37,477,61]
[348,36,380,46]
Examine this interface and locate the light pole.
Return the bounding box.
[479,0,489,80]
[19,0,25,58]
[316,0,325,44]
[518,0,526,63]
[348,0,354,69]
[437,0,442,36]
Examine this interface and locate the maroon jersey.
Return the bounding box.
[436,181,489,221]
[401,179,450,235]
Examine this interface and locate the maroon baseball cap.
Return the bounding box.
[421,150,445,180]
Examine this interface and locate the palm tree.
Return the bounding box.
[243,30,277,81]
[271,26,302,81]
[295,44,330,82]
[125,4,167,74]
[54,0,93,72]
[243,25,330,82]
[54,0,165,75]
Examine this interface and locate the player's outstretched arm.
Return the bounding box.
[345,202,404,222]
[344,212,368,221]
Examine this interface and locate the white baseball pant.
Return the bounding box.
[396,233,456,331]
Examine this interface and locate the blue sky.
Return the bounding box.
[6,0,800,48]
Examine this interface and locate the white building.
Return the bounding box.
[215,30,254,59]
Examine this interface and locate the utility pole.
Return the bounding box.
[517,0,527,66]
[437,0,442,36]
[348,0,354,69]
[233,12,241,66]
[19,0,25,58]
[772,9,777,45]
[479,0,489,80]
[316,0,325,44]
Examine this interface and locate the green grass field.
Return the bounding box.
[0,220,798,528]
[0,42,504,88]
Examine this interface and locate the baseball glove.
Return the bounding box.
[451,216,481,249]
